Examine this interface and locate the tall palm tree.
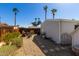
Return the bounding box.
[13,8,19,26]
[51,9,57,20]
[43,5,48,21]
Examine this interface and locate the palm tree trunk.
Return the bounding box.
[0,17,1,23]
[53,14,55,20]
[14,13,16,26]
[45,11,47,21]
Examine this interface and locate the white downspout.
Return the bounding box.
[59,20,61,44]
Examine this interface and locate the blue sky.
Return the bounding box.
[1,3,79,27]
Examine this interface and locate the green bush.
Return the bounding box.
[0,45,17,56]
[3,32,23,47]
[11,37,23,47]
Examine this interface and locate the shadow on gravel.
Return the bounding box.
[32,35,75,56]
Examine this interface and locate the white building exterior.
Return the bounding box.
[41,19,79,44]
[71,27,79,47]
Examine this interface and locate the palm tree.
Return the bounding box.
[38,18,40,20]
[32,18,41,27]
[38,18,41,25]
[43,5,48,21]
[51,9,57,20]
[35,18,37,23]
[32,18,37,26]
[13,8,19,26]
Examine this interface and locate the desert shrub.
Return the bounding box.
[2,33,13,44]
[11,32,21,38]
[0,45,17,56]
[3,32,23,47]
[11,37,23,47]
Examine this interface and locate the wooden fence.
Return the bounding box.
[0,26,19,36]
[0,26,40,37]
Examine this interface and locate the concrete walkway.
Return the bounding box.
[15,35,45,56]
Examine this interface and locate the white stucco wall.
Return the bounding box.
[41,20,60,44]
[60,21,78,44]
[41,19,79,44]
[72,29,79,47]
[61,21,78,34]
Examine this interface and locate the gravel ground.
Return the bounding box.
[33,35,74,56]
